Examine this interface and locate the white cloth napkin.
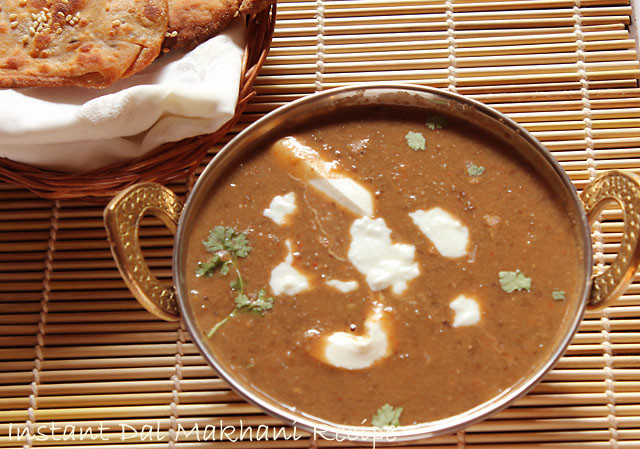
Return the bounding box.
[0,19,246,173]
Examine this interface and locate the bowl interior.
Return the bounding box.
[174,84,592,441]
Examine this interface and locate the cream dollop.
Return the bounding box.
[309,177,374,217]
[348,217,420,294]
[449,295,481,327]
[325,279,359,293]
[272,136,374,216]
[263,192,296,225]
[269,240,310,296]
[316,305,391,370]
[409,207,469,258]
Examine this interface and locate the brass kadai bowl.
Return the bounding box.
[104,84,640,442]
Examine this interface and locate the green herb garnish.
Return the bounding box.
[425,114,448,130]
[467,163,485,177]
[552,290,566,301]
[203,226,251,257]
[235,289,273,314]
[208,289,275,337]
[196,226,273,336]
[405,131,426,151]
[372,403,403,428]
[499,270,532,293]
[196,253,231,277]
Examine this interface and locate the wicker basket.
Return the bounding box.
[0,4,276,201]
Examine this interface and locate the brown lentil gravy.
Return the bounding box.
[186,105,583,426]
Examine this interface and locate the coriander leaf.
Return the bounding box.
[372,403,403,428]
[203,226,227,252]
[499,270,532,293]
[236,289,274,315]
[235,294,250,308]
[229,278,241,291]
[195,254,224,277]
[425,114,448,130]
[467,163,485,177]
[552,290,566,301]
[203,226,252,258]
[196,261,217,277]
[229,233,251,258]
[253,289,274,314]
[405,131,426,151]
[220,261,231,276]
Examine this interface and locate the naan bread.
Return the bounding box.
[0,0,168,88]
[162,0,273,51]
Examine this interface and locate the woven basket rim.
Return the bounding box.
[0,4,277,201]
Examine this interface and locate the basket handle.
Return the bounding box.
[104,183,183,321]
[580,170,640,309]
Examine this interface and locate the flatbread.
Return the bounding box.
[0,0,168,88]
[162,0,273,51]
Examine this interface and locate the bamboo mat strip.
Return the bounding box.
[2,0,640,448]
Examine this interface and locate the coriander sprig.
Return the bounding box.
[195,226,274,336]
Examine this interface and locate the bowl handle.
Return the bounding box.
[580,170,640,309]
[104,183,183,322]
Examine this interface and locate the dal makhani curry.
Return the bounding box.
[186,105,581,427]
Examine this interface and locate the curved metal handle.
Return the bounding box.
[104,183,183,321]
[580,170,640,309]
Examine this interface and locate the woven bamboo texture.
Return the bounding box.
[2,0,640,447]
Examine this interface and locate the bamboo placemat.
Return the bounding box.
[2,0,640,447]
